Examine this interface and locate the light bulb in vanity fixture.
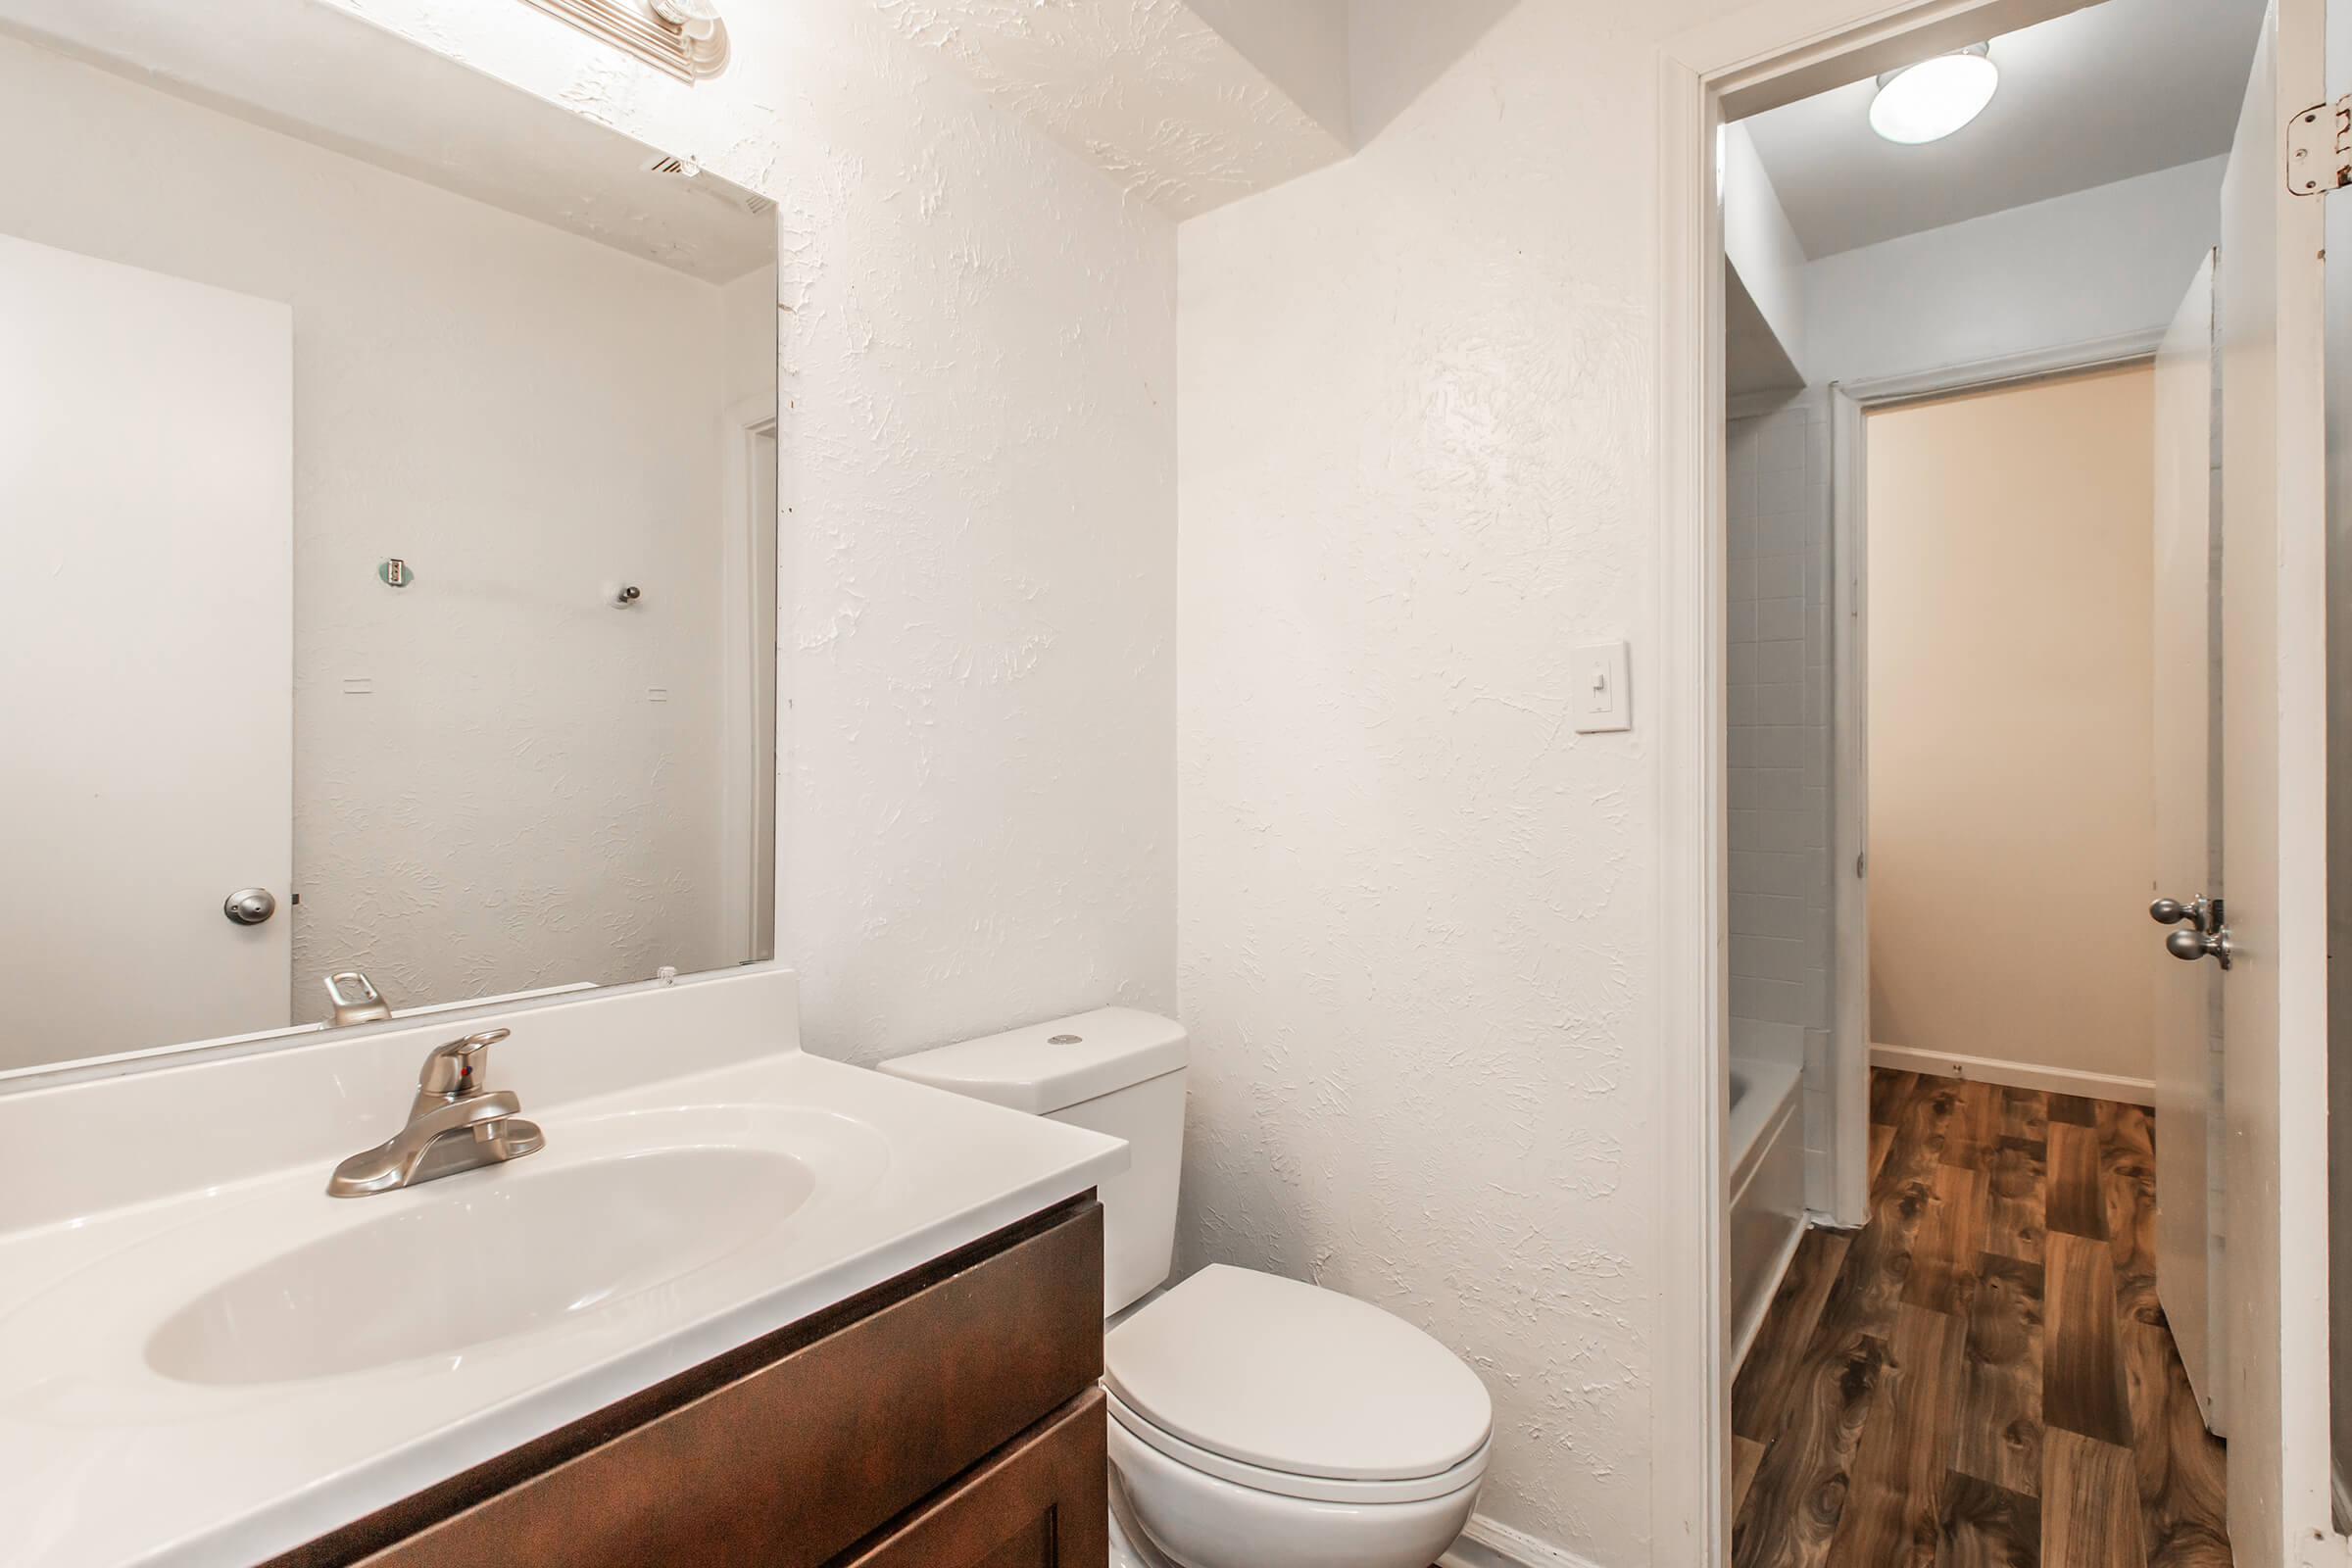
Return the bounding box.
[650,0,721,42]
[1869,44,1998,144]
[515,0,729,82]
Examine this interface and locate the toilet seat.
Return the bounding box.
[1106,1389,1492,1504]
[1103,1264,1493,1495]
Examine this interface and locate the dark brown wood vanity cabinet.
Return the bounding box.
[267,1196,1106,1568]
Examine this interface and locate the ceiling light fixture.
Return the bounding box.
[1870,44,1998,144]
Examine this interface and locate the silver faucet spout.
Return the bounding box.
[326,1029,545,1197]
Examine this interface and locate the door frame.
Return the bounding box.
[1653,0,2104,1554]
[718,391,781,966]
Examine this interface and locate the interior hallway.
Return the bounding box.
[1731,1069,2229,1566]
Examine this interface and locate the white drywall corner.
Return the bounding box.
[1188,0,1351,147]
[1723,120,1809,382]
[1803,156,2225,386]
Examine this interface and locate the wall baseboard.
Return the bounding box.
[1868,1043,2154,1106]
[1442,1516,1608,1568]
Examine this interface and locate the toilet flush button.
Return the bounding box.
[1049,1034,1083,1045]
[1572,639,1633,734]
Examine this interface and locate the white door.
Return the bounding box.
[2333,0,2352,1521]
[2151,250,2226,1436]
[0,233,292,1067]
[2214,0,2333,1559]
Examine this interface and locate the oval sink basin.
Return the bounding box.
[147,1147,811,1386]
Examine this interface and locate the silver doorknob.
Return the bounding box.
[2167,925,2233,969]
[222,887,277,926]
[2151,896,2212,932]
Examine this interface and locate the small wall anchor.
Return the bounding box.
[378,558,414,589]
[612,583,644,608]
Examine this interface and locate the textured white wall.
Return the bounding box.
[322,0,1180,1064]
[1177,3,1744,1557]
[0,33,738,1025]
[1803,156,2225,385]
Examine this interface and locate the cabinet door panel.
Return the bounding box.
[347,1203,1102,1568]
[840,1391,1106,1568]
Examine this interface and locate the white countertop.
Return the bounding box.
[0,973,1125,1567]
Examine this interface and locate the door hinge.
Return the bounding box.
[2290,96,2352,195]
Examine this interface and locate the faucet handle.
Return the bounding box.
[323,970,393,1027]
[418,1028,512,1098]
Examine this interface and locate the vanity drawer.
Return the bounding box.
[328,1199,1102,1568]
[837,1390,1105,1568]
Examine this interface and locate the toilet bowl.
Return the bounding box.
[1102,1264,1489,1568]
[882,1010,1492,1568]
[1108,1421,1484,1568]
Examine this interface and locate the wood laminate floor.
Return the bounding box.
[1730,1069,2230,1568]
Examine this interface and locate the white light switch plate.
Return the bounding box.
[1572,639,1632,733]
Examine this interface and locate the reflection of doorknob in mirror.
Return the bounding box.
[2167,924,2234,970]
[2150,895,2213,933]
[222,887,277,926]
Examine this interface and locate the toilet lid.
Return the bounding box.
[1102,1265,1493,1483]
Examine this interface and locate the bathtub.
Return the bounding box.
[1728,1058,1805,1374]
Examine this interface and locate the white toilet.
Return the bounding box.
[881,1008,1492,1568]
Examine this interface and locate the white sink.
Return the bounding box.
[0,970,1129,1568]
[0,1100,892,1413]
[148,1147,814,1386]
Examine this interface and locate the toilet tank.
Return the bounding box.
[879,1007,1188,1316]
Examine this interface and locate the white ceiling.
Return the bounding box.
[867,0,1521,218]
[0,0,773,282]
[1740,0,2264,260]
[863,0,1351,219]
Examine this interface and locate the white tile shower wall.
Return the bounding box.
[1728,393,1837,1212]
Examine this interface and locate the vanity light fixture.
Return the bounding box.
[515,0,729,82]
[1869,44,1998,144]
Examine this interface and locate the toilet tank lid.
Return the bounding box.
[877,1007,1187,1114]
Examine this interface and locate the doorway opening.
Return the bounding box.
[1659,0,2334,1558]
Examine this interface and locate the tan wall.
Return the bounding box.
[1867,364,2156,1084]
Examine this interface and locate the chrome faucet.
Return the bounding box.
[326,1029,545,1197]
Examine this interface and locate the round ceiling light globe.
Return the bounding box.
[1870,49,2000,144]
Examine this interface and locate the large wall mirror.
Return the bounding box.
[0,1,781,1078]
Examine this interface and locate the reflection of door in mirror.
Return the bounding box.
[0,233,293,1066]
[0,15,778,1077]
[753,424,780,964]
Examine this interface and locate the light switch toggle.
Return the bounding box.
[1572,639,1632,733]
